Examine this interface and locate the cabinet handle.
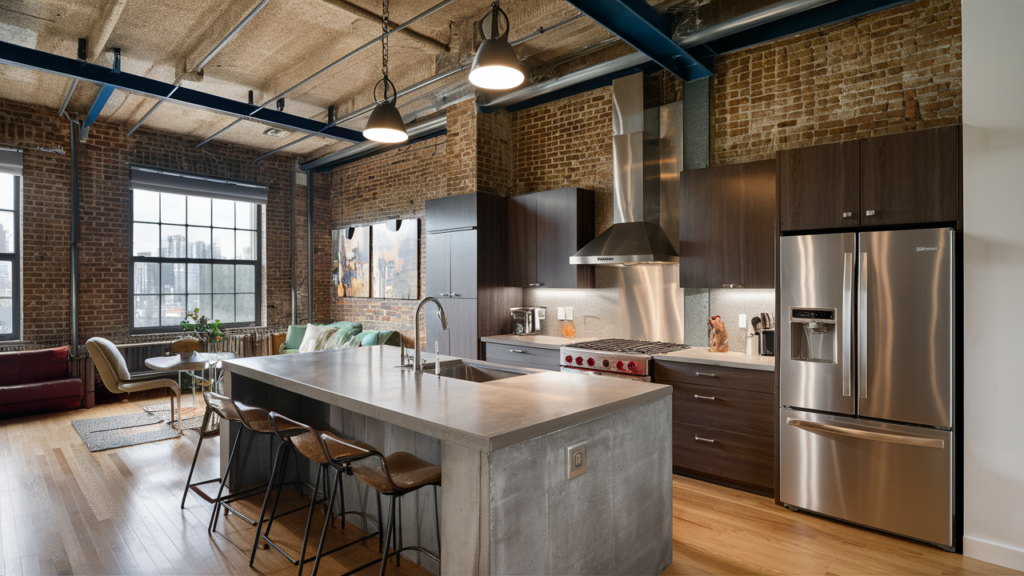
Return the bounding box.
[694,394,716,401]
[694,372,716,377]
[528,283,544,287]
[451,293,461,297]
[842,212,853,218]
[722,284,743,289]
[438,292,449,297]
[695,436,716,443]
[865,210,876,216]
[510,349,525,354]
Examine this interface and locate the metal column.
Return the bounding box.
[306,170,313,323]
[290,158,297,325]
[69,120,80,353]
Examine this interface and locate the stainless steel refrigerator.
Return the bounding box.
[779,228,955,550]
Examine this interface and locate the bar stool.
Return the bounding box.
[311,434,441,576]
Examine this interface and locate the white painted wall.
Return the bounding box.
[962,1,1024,571]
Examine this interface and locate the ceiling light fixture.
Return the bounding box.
[469,2,525,90]
[363,0,408,143]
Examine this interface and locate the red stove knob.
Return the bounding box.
[575,356,583,365]
[616,360,624,371]
[627,361,638,373]
[565,355,573,363]
[602,359,610,368]
[587,357,595,367]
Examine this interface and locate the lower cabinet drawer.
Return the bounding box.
[671,382,774,437]
[482,342,560,370]
[672,422,773,491]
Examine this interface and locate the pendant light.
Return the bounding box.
[469,2,525,90]
[363,0,408,143]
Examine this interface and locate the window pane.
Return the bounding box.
[0,211,13,254]
[134,295,159,327]
[213,264,234,293]
[0,298,12,334]
[212,199,234,228]
[213,293,234,323]
[187,294,212,321]
[188,226,211,258]
[236,293,255,323]
[161,294,186,326]
[236,264,255,293]
[187,263,211,293]
[133,189,159,222]
[161,225,187,257]
[0,261,9,298]
[187,196,211,226]
[161,262,186,294]
[0,174,13,211]
[236,230,255,260]
[161,193,186,224]
[236,202,255,230]
[212,228,234,260]
[133,262,159,295]
[133,223,159,257]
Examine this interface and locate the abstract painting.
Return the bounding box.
[371,219,418,300]
[334,226,370,298]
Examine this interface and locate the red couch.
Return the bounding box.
[0,346,84,417]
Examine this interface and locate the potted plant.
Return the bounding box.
[179,308,225,360]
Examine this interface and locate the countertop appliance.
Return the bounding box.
[510,307,545,335]
[779,228,956,551]
[560,339,689,382]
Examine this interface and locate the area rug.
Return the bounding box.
[72,402,206,452]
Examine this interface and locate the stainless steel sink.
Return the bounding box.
[418,361,529,383]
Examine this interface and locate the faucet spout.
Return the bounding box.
[414,297,449,371]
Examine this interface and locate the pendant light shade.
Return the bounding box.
[364,99,408,143]
[363,0,408,143]
[470,3,524,90]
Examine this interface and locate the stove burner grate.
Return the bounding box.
[566,339,689,355]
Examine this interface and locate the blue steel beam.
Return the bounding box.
[0,40,365,142]
[564,0,713,81]
[83,84,115,128]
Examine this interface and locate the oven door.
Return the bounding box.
[560,366,651,382]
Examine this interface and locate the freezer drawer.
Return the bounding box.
[780,408,953,547]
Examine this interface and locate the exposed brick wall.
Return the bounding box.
[708,0,962,166]
[0,98,312,352]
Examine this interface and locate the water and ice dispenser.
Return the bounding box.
[789,308,837,364]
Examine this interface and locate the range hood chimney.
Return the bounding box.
[570,73,680,266]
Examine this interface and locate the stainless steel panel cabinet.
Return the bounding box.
[858,228,953,428]
[780,408,953,547]
[780,233,857,416]
[426,233,450,298]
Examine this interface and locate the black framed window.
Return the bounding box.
[130,189,262,333]
[0,173,20,341]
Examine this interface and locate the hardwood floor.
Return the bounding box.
[0,397,1017,576]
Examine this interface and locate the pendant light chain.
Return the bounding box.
[381,0,390,101]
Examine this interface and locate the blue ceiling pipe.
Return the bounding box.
[0,40,365,142]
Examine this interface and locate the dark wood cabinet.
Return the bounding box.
[679,159,776,289]
[425,193,479,233]
[654,359,774,496]
[861,125,960,226]
[425,233,450,298]
[427,298,478,357]
[481,341,561,371]
[779,140,861,231]
[509,188,595,289]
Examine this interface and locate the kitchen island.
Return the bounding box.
[221,345,673,576]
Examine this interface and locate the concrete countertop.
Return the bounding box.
[479,334,597,350]
[653,348,776,372]
[224,345,670,453]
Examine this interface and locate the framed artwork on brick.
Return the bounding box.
[371,219,418,300]
[334,226,370,298]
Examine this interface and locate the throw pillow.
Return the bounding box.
[284,324,308,350]
[323,328,351,350]
[339,336,361,349]
[299,324,337,353]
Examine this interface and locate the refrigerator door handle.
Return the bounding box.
[786,418,944,449]
[858,252,868,399]
[842,252,853,397]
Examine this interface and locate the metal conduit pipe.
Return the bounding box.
[674,0,837,47]
[195,0,454,148]
[69,119,80,354]
[306,170,314,323]
[290,158,298,325]
[129,0,272,136]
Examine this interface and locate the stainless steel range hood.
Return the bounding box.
[570,73,680,266]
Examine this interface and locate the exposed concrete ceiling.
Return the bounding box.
[0,0,624,160]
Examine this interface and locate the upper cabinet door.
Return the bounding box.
[779,140,861,231]
[425,233,450,297]
[508,194,537,287]
[449,229,478,299]
[861,126,959,226]
[508,188,595,289]
[425,194,478,232]
[679,167,713,288]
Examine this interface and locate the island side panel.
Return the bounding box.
[442,440,491,576]
[488,395,673,575]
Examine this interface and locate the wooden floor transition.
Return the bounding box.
[0,396,1017,576]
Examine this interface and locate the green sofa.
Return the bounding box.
[279,321,402,354]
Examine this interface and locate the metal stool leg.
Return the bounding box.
[376,492,384,553]
[310,470,341,576]
[378,495,397,576]
[250,441,288,566]
[181,409,214,508]
[434,484,441,557]
[297,464,325,576]
[260,445,292,545]
[208,426,244,533]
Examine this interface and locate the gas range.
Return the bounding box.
[560,339,689,381]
